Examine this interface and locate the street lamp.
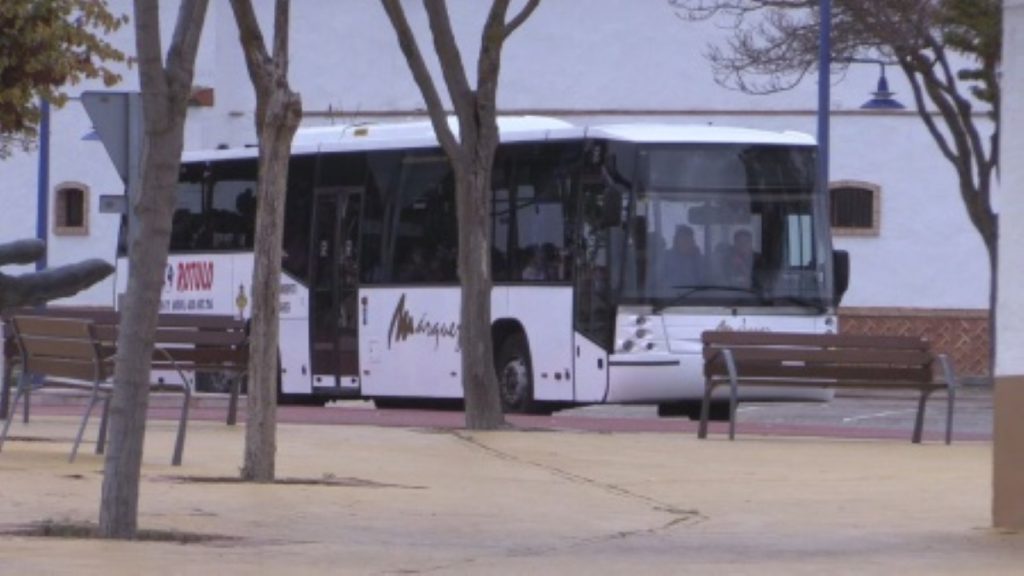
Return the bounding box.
[859,62,906,110]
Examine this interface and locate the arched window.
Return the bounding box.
[54,182,90,236]
[829,180,880,236]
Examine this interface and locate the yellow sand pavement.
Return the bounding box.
[0,415,1019,575]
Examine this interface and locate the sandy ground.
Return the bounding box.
[0,415,1020,575]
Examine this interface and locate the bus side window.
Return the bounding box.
[170,163,206,252]
[500,142,577,284]
[283,155,316,282]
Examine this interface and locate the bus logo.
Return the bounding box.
[176,261,215,292]
[387,293,460,351]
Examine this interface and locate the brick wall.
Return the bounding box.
[839,307,990,378]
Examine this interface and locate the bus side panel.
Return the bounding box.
[573,333,609,403]
[278,274,312,394]
[606,355,697,403]
[117,253,243,315]
[505,286,574,402]
[359,287,462,398]
[279,317,312,395]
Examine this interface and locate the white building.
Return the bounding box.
[0,0,992,374]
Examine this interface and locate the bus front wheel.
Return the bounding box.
[497,333,534,413]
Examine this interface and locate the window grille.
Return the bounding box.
[829,181,880,236]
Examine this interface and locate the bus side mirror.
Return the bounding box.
[602,187,622,228]
[833,249,850,305]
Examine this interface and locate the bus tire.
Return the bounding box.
[496,332,535,413]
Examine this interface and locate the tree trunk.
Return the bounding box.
[229,0,302,482]
[456,167,504,429]
[379,0,539,430]
[98,113,185,538]
[99,0,208,539]
[242,89,301,482]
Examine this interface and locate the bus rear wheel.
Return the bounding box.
[497,333,534,413]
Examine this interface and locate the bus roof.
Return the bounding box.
[585,123,816,146]
[181,117,814,162]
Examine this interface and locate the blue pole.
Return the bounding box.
[36,98,50,272]
[817,0,831,197]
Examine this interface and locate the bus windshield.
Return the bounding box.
[614,144,832,311]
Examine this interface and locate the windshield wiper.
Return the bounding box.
[654,285,763,313]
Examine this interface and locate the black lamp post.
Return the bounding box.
[817,2,905,195]
[817,0,832,199]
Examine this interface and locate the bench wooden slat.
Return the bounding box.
[13,317,94,340]
[702,331,930,350]
[708,363,933,383]
[152,347,247,367]
[150,330,247,347]
[21,357,107,382]
[17,337,99,362]
[706,378,948,390]
[703,346,935,366]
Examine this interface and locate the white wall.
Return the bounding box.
[997,0,1024,376]
[0,0,991,312]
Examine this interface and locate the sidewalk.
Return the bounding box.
[0,414,1020,575]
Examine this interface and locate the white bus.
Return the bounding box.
[114,117,848,416]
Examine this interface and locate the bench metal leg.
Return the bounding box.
[70,388,106,463]
[945,387,956,445]
[698,379,714,439]
[227,374,240,426]
[96,395,111,455]
[172,385,191,466]
[0,360,12,421]
[912,390,931,444]
[0,375,30,453]
[22,385,30,423]
[723,349,739,441]
[938,354,957,445]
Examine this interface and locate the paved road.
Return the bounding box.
[559,387,991,439]
[271,386,989,442]
[16,385,991,442]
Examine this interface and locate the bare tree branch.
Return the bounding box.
[380,0,462,160]
[229,0,273,88]
[475,0,511,146]
[424,0,476,140]
[504,0,541,39]
[164,0,209,107]
[272,0,291,67]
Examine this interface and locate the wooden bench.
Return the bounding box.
[697,331,957,444]
[0,309,249,465]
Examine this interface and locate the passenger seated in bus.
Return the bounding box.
[660,225,704,288]
[398,247,428,282]
[522,244,563,281]
[521,245,549,281]
[720,229,763,288]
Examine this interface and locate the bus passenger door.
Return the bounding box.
[311,188,362,390]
